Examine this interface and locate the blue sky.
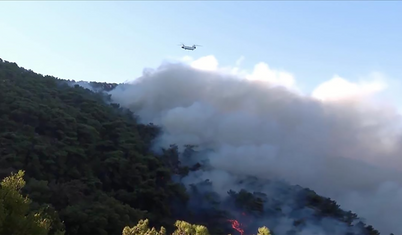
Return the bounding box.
[0,1,401,95]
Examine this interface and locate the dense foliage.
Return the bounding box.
[0,58,389,235]
[122,218,271,235]
[0,170,64,235]
[0,59,188,234]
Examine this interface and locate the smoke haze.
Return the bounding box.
[108,58,402,234]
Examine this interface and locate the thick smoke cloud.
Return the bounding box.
[109,59,402,234]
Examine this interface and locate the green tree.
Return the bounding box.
[122,219,166,235]
[172,220,209,235]
[257,226,271,235]
[123,218,274,235]
[122,219,210,235]
[0,170,64,235]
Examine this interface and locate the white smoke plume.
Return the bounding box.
[109,56,402,234]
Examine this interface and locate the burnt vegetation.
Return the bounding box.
[0,58,388,235]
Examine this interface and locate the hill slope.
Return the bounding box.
[0,58,387,235]
[0,58,189,234]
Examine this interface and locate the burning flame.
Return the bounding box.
[227,219,244,235]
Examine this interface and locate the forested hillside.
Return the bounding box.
[0,58,190,234]
[0,58,388,235]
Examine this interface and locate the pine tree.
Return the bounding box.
[0,170,64,235]
[257,226,271,235]
[122,219,166,235]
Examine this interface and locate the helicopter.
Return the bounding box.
[178,43,202,51]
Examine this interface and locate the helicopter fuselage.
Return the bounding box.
[182,45,196,50]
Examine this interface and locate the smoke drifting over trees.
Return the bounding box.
[109,61,402,235]
[1,56,399,234]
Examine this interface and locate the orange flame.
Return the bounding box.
[227,219,244,235]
